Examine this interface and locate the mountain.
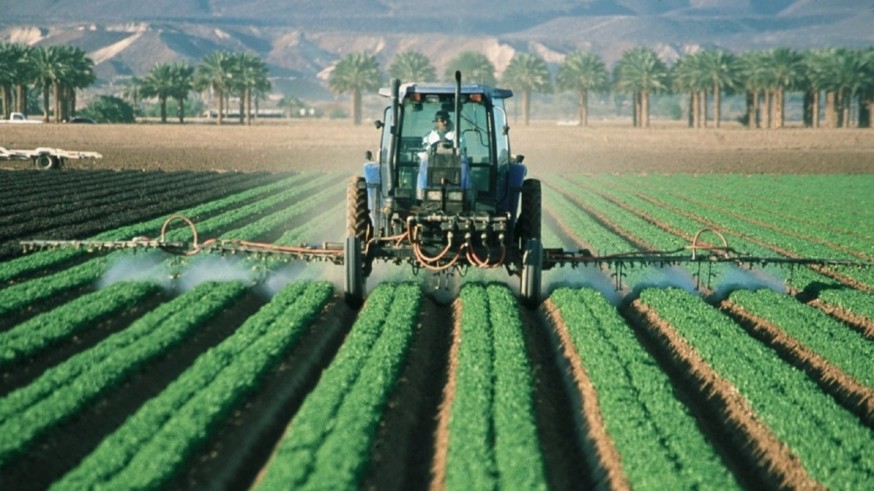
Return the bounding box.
[1,0,871,99]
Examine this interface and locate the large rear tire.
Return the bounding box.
[520,238,542,309]
[515,179,541,249]
[345,236,364,308]
[346,176,371,241]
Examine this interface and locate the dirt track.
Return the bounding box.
[3,120,873,174]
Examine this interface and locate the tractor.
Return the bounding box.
[343,72,544,307]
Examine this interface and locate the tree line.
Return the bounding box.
[343,46,874,128]
[2,41,872,128]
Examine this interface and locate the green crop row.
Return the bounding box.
[256,283,422,490]
[444,284,548,491]
[637,287,874,488]
[0,281,247,465]
[54,281,333,490]
[575,174,871,306]
[0,281,161,368]
[550,287,739,490]
[597,175,874,289]
[729,289,874,387]
[611,174,874,243]
[220,178,343,241]
[0,174,339,317]
[0,173,314,284]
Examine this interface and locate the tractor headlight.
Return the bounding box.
[426,190,443,201]
[447,190,464,202]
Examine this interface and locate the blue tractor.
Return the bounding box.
[344,72,543,307]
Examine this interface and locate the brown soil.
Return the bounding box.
[3,121,873,174]
[428,299,462,491]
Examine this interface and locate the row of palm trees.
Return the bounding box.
[0,43,95,122]
[334,46,874,128]
[124,51,271,124]
[3,40,872,128]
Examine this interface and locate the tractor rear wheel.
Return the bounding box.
[520,238,542,309]
[346,176,372,241]
[515,179,541,249]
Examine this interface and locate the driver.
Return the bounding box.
[416,110,469,199]
[423,110,455,147]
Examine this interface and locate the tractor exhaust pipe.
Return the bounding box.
[387,78,400,193]
[454,71,461,151]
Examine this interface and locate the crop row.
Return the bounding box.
[54,281,333,490]
[0,281,162,369]
[548,287,739,489]
[0,281,247,465]
[438,284,547,490]
[0,172,315,283]
[256,283,421,490]
[584,174,874,288]
[0,173,339,318]
[635,287,874,488]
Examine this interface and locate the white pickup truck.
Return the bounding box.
[0,112,43,124]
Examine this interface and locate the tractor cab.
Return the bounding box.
[366,76,526,238]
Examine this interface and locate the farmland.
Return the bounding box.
[1,122,873,490]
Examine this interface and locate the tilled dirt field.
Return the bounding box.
[3,120,873,174]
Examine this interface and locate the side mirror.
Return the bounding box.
[374,120,384,129]
[503,125,510,135]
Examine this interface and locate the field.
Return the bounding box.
[1,122,873,490]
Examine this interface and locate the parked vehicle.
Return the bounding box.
[0,112,43,124]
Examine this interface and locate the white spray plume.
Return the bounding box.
[630,265,699,299]
[712,265,786,301]
[98,251,174,289]
[543,265,622,306]
[177,255,258,292]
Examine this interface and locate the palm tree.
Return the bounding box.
[0,43,23,118]
[672,52,708,128]
[388,51,436,83]
[697,49,737,128]
[231,53,270,125]
[122,76,143,117]
[168,62,194,123]
[328,52,382,125]
[31,45,64,122]
[443,51,497,86]
[195,51,234,124]
[556,50,609,126]
[761,48,802,129]
[141,63,193,123]
[736,51,769,128]
[860,47,874,128]
[59,46,95,121]
[613,46,669,127]
[501,53,551,126]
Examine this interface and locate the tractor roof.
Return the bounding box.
[378,83,513,101]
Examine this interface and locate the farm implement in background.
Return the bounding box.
[0,146,102,170]
[16,73,873,306]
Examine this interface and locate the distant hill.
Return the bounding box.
[1,0,871,99]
